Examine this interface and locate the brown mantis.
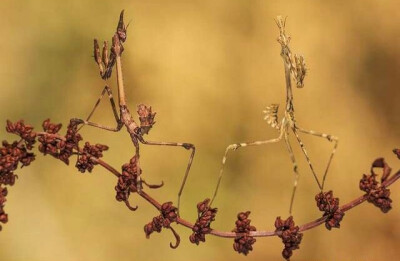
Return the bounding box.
[70,11,195,216]
[209,16,338,214]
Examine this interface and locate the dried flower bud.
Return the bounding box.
[42,119,62,134]
[315,191,344,230]
[275,216,303,261]
[189,199,217,245]
[6,120,36,149]
[115,156,141,202]
[360,158,393,213]
[76,142,108,173]
[0,186,8,230]
[232,211,256,255]
[143,202,180,248]
[0,141,35,186]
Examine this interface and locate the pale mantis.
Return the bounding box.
[209,16,338,214]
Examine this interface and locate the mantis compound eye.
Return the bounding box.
[137,104,156,135]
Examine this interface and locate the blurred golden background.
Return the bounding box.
[0,0,399,260]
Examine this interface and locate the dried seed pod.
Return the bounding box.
[76,142,108,173]
[275,216,303,261]
[6,120,36,149]
[315,191,344,230]
[115,156,141,202]
[143,202,180,248]
[0,186,8,230]
[360,158,393,213]
[189,199,217,245]
[232,211,256,256]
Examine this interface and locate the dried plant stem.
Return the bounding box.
[85,140,400,239]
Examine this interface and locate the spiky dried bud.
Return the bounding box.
[275,216,303,261]
[38,119,82,165]
[144,202,178,237]
[42,119,62,134]
[232,211,256,256]
[0,186,8,230]
[115,156,141,202]
[6,120,36,149]
[189,199,217,245]
[360,158,393,213]
[143,202,180,249]
[315,191,344,230]
[0,141,35,186]
[58,121,82,165]
[137,104,156,135]
[76,142,108,173]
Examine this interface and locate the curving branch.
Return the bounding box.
[1,10,399,261]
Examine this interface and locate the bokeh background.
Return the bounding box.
[0,1,399,260]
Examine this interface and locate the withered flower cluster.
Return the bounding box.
[315,191,345,230]
[144,202,180,249]
[232,211,256,255]
[115,155,141,202]
[0,120,38,231]
[38,119,65,158]
[0,186,8,230]
[76,142,108,173]
[275,216,303,260]
[60,121,82,164]
[38,119,86,165]
[359,158,393,213]
[144,202,178,236]
[0,141,35,185]
[6,120,36,149]
[189,199,217,245]
[137,104,156,135]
